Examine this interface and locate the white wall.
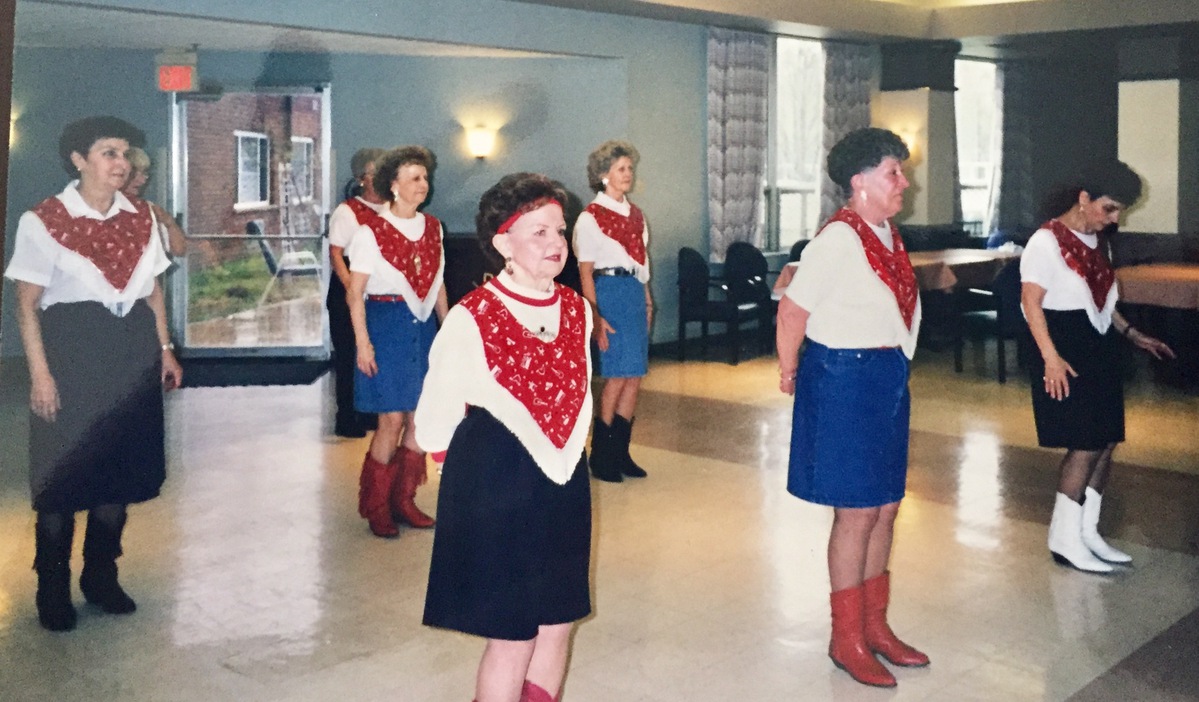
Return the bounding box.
[1119,79,1179,233]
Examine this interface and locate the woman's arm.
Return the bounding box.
[776,296,810,395]
[347,271,377,376]
[1021,281,1076,400]
[644,281,654,328]
[16,282,59,421]
[147,280,183,390]
[578,262,615,352]
[330,245,352,289]
[1111,309,1176,360]
[434,284,450,324]
[150,202,187,257]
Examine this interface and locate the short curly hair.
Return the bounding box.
[372,145,436,203]
[350,147,386,179]
[476,172,568,268]
[826,128,910,193]
[586,139,640,193]
[125,146,151,174]
[1077,159,1143,208]
[59,116,145,176]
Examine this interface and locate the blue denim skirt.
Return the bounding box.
[594,275,648,378]
[787,341,911,508]
[354,300,436,413]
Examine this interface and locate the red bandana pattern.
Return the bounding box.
[369,214,442,300]
[1045,219,1114,310]
[460,282,588,449]
[823,208,918,329]
[345,197,381,225]
[32,195,153,292]
[585,202,647,266]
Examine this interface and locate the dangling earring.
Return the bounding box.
[391,189,400,199]
[860,190,869,204]
[601,177,609,187]
[504,257,514,275]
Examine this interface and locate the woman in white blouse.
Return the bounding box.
[417,173,592,702]
[574,140,653,482]
[346,145,448,538]
[1021,161,1172,574]
[776,128,926,688]
[5,116,182,632]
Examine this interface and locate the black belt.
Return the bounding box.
[593,267,635,277]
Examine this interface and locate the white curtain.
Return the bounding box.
[819,42,879,224]
[707,28,769,262]
[983,62,1005,237]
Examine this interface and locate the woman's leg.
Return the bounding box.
[598,378,628,424]
[476,637,536,702]
[391,411,435,528]
[524,623,573,700]
[369,412,404,464]
[591,379,627,482]
[81,503,137,614]
[1049,449,1113,572]
[827,506,895,687]
[1081,442,1131,563]
[360,412,404,538]
[858,501,929,666]
[610,378,647,478]
[862,501,899,582]
[613,377,641,421]
[34,511,77,631]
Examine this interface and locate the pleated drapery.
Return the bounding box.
[819,42,879,224]
[707,28,769,261]
[995,61,1034,235]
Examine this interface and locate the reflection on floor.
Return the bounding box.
[0,350,1197,701]
[186,292,324,348]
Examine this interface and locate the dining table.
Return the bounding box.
[1116,263,1199,391]
[772,247,1020,299]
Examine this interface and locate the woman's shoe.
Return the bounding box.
[1048,492,1113,573]
[589,418,623,483]
[829,585,897,688]
[1081,487,1132,564]
[34,512,77,631]
[862,572,929,667]
[612,415,647,478]
[391,449,435,528]
[359,453,399,538]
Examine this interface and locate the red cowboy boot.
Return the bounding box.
[521,680,559,702]
[358,453,398,538]
[863,571,929,667]
[391,448,435,528]
[829,585,897,688]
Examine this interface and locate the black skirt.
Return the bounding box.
[1028,309,1125,451]
[423,407,591,641]
[29,301,166,513]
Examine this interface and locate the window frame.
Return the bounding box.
[289,136,315,203]
[234,130,270,211]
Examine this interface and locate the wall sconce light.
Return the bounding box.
[466,126,496,160]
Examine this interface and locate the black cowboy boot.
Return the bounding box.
[80,508,137,614]
[589,418,623,483]
[612,415,648,478]
[34,512,77,632]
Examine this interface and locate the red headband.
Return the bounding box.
[496,198,562,235]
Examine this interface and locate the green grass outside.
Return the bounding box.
[187,253,273,323]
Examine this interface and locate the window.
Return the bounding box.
[955,60,1001,235]
[765,36,825,250]
[235,131,270,207]
[290,136,315,201]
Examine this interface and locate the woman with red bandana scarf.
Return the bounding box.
[1021,160,1173,574]
[5,116,182,632]
[346,145,448,539]
[776,128,926,688]
[417,173,593,702]
[574,140,653,483]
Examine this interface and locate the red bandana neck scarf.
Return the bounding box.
[345,197,381,225]
[1045,219,1114,310]
[460,281,588,449]
[368,214,442,300]
[585,202,647,266]
[823,208,918,329]
[32,195,153,292]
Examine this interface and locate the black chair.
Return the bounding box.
[677,247,762,364]
[953,259,1027,383]
[788,239,810,263]
[724,242,776,353]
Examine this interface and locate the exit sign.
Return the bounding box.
[158,64,197,92]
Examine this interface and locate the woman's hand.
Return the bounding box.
[1042,353,1078,401]
[357,343,378,377]
[593,315,616,352]
[29,370,60,422]
[162,349,183,391]
[779,370,796,396]
[1129,328,1176,360]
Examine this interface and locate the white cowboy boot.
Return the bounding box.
[1081,487,1132,564]
[1048,492,1113,574]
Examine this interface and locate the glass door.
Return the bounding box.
[168,86,332,358]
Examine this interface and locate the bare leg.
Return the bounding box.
[598,378,628,424]
[525,623,574,698]
[476,637,536,702]
[368,411,404,464]
[863,501,900,581]
[828,506,881,591]
[613,377,642,420]
[399,411,421,452]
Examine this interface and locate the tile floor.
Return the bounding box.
[0,349,1197,701]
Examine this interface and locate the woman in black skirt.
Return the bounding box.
[5,116,182,631]
[1021,160,1173,574]
[416,173,592,702]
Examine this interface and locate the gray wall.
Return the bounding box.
[3,0,710,355]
